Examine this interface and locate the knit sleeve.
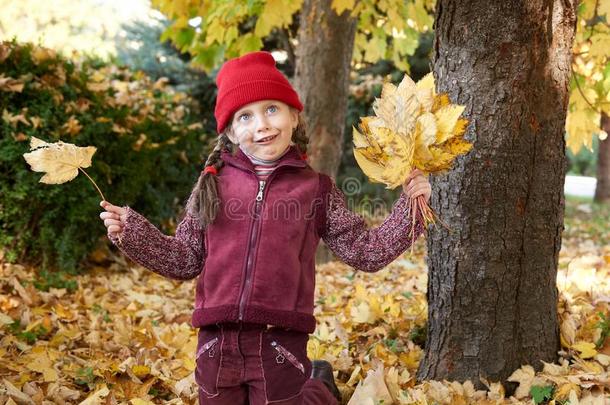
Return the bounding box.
[108,206,205,280]
[320,180,425,272]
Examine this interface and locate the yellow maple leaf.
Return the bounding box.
[351,301,375,324]
[254,0,302,37]
[434,104,466,144]
[572,341,597,359]
[554,383,580,401]
[380,294,401,318]
[506,365,535,399]
[22,136,106,201]
[131,365,150,379]
[25,348,58,382]
[347,363,393,405]
[307,338,327,360]
[589,31,610,59]
[331,0,356,14]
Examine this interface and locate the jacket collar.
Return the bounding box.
[221,144,307,173]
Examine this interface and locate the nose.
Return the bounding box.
[256,114,271,132]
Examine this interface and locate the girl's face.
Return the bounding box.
[227,100,298,161]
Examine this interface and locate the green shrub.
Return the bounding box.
[0,39,214,274]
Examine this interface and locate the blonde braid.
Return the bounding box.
[292,112,308,156]
[186,132,234,227]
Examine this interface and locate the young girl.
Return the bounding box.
[100,51,431,405]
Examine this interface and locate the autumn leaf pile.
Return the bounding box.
[0,199,607,404]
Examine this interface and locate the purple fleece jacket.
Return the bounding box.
[108,146,425,332]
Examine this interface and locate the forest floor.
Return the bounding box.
[0,196,609,404]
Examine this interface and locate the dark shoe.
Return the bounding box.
[311,360,341,402]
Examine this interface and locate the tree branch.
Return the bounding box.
[571,69,600,113]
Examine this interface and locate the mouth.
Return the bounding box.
[255,134,278,144]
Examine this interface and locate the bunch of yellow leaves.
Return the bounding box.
[353,72,472,242]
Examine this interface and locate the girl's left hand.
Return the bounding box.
[402,169,432,202]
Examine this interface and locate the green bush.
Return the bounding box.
[0,39,214,274]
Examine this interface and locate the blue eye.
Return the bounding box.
[267,105,278,113]
[238,113,250,121]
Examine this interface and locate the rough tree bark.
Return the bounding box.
[418,0,577,389]
[294,0,357,177]
[594,113,610,203]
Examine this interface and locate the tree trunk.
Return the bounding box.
[294,0,357,264]
[418,0,577,390]
[594,113,610,203]
[294,0,357,178]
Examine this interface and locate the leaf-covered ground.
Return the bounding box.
[1,197,609,404]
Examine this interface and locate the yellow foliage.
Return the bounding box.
[572,341,597,359]
[331,0,356,14]
[1,200,609,404]
[566,1,609,153]
[353,72,472,190]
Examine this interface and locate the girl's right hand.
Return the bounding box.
[99,200,127,239]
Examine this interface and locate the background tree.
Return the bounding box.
[419,0,577,390]
[565,0,609,203]
[595,113,610,202]
[293,0,357,175]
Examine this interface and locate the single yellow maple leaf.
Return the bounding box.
[347,363,393,405]
[554,383,580,401]
[351,301,375,324]
[331,0,356,14]
[572,341,597,359]
[22,136,106,201]
[25,349,58,382]
[131,365,151,379]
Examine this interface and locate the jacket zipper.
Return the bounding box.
[196,337,219,359]
[238,179,267,320]
[229,153,306,321]
[271,340,305,374]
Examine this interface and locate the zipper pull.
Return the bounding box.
[256,180,266,201]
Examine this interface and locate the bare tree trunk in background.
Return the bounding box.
[594,113,610,203]
[294,0,357,177]
[294,0,357,264]
[419,0,577,391]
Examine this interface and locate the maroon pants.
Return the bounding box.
[195,322,339,405]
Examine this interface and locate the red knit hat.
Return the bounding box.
[214,51,304,134]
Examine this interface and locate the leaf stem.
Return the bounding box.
[78,167,106,202]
